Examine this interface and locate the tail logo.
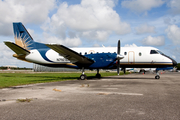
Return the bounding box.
[15,33,33,50]
[13,23,34,50]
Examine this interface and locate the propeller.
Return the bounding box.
[117,40,120,75]
[116,40,124,75]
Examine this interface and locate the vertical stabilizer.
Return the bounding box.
[13,22,35,50]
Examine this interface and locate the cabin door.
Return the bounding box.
[128,51,135,64]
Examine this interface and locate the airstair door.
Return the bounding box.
[128,51,135,64]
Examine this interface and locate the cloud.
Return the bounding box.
[172,55,176,59]
[0,0,55,36]
[43,32,82,47]
[167,0,180,15]
[27,28,42,42]
[165,24,180,44]
[93,44,100,47]
[167,46,180,63]
[27,29,37,39]
[81,30,111,41]
[164,17,171,25]
[121,0,164,13]
[124,43,138,47]
[142,36,165,46]
[42,0,131,42]
[135,24,155,34]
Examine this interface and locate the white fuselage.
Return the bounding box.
[25,46,173,69]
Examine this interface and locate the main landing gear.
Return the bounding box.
[79,68,101,80]
[155,70,160,79]
[80,74,87,80]
[96,69,101,78]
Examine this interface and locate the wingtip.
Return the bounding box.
[4,41,13,43]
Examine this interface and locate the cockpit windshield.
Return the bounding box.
[150,50,158,54]
[150,50,165,55]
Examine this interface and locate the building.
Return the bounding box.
[33,64,79,72]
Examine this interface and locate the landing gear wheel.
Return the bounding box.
[80,74,87,80]
[96,73,101,78]
[155,75,160,79]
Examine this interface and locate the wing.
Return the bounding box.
[46,44,94,66]
[4,41,30,55]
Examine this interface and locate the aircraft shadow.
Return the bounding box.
[101,76,154,80]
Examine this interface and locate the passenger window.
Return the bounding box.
[124,52,127,55]
[139,52,142,56]
[150,50,158,54]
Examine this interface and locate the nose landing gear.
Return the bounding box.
[80,67,87,80]
[80,74,87,80]
[155,70,160,79]
[155,75,160,79]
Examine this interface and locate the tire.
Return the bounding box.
[80,75,86,80]
[96,74,101,78]
[155,75,160,79]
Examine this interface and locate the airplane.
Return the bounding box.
[4,22,177,80]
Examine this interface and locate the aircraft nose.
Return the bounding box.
[172,59,177,66]
[165,55,177,66]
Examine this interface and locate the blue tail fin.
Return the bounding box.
[13,22,35,50]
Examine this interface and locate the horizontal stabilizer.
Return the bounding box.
[4,41,30,55]
[46,44,94,65]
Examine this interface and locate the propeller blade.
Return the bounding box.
[117,40,120,75]
[117,40,120,54]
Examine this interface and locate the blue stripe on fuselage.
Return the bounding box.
[37,48,54,63]
[34,42,54,63]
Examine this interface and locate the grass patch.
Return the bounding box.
[17,98,32,102]
[0,71,128,88]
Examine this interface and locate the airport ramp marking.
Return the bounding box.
[98,92,143,96]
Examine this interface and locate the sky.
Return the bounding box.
[0,0,180,68]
